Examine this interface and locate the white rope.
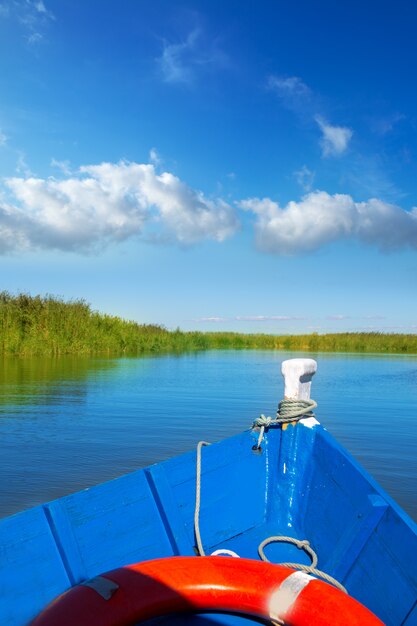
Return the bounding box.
[258,536,347,594]
[253,398,317,450]
[194,441,210,557]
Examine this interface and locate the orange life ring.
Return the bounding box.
[31,556,384,626]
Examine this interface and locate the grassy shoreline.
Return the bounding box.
[1,292,416,356]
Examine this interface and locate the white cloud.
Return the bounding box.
[34,1,47,14]
[149,148,161,167]
[158,30,199,83]
[326,315,351,320]
[0,161,239,253]
[0,130,6,146]
[365,314,386,320]
[240,191,417,255]
[27,31,42,44]
[21,0,54,21]
[315,115,352,156]
[1,0,54,44]
[50,158,72,176]
[235,315,305,322]
[268,77,354,157]
[268,75,312,113]
[326,314,386,321]
[194,315,305,323]
[344,153,404,201]
[16,152,33,177]
[3,159,417,257]
[195,316,228,323]
[268,75,311,99]
[294,165,315,192]
[371,113,405,136]
[157,29,228,84]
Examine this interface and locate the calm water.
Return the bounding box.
[0,351,416,521]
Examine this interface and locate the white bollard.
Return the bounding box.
[281,358,319,429]
[281,358,317,401]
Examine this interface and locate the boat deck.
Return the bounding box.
[1,419,417,625]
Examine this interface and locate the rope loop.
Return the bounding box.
[258,535,346,594]
[252,398,317,450]
[253,414,273,428]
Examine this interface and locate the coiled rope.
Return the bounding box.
[252,398,317,450]
[258,536,346,593]
[194,401,347,595]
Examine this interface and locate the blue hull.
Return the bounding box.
[1,413,417,625]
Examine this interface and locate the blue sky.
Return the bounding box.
[1,0,417,333]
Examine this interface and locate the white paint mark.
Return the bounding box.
[283,462,287,474]
[269,571,315,621]
[300,417,320,429]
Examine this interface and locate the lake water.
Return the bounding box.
[0,350,416,521]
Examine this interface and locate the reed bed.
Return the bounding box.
[1,292,416,356]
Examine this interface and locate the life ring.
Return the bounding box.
[31,556,384,626]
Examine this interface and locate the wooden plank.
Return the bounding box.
[145,464,195,556]
[44,468,175,581]
[44,500,89,584]
[0,507,70,626]
[345,518,417,626]
[157,432,268,552]
[330,494,388,580]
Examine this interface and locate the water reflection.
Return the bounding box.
[0,356,117,411]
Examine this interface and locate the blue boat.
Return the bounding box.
[1,358,416,625]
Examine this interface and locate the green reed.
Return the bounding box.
[1,292,416,356]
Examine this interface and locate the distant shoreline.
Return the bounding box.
[1,292,416,356]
